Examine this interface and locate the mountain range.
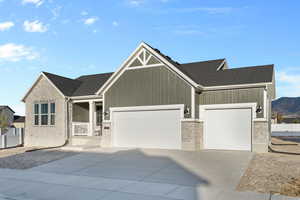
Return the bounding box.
[272,97,300,116]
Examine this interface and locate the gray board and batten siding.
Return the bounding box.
[104,65,192,120]
[198,87,265,118]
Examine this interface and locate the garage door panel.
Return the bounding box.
[113,109,181,149]
[204,108,252,151]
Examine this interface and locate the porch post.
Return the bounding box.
[89,101,94,136]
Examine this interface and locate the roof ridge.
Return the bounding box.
[76,72,114,80]
[181,58,225,65]
[42,71,79,82]
[223,64,274,71]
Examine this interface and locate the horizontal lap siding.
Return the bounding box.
[105,66,191,120]
[199,87,265,118]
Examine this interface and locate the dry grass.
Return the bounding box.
[237,137,300,197]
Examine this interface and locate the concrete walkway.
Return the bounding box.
[0,148,296,200]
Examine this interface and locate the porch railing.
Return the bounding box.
[72,122,90,136]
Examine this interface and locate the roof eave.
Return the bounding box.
[202,82,272,91]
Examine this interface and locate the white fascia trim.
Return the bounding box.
[126,63,164,70]
[216,59,227,71]
[253,118,267,122]
[191,87,195,118]
[203,82,272,91]
[96,42,202,95]
[143,42,201,89]
[70,95,102,101]
[22,73,66,102]
[95,43,145,95]
[72,98,103,103]
[181,118,202,122]
[199,103,257,121]
[110,104,185,119]
[263,88,267,119]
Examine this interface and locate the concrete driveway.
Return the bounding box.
[0,148,271,200]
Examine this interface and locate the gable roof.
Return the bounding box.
[14,115,25,123]
[72,73,113,96]
[0,106,15,113]
[42,72,82,96]
[198,64,274,87]
[41,72,113,97]
[23,42,275,101]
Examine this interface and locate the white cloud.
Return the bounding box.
[81,11,88,16]
[276,70,300,97]
[0,43,39,62]
[51,5,62,20]
[84,17,98,25]
[23,20,48,32]
[277,71,300,85]
[128,0,144,6]
[0,21,14,31]
[112,21,119,27]
[22,0,43,7]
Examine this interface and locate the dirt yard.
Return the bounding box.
[237,137,300,197]
[0,148,78,169]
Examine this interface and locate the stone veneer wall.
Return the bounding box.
[252,120,270,153]
[181,120,203,151]
[101,121,112,147]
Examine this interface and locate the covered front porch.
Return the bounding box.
[71,100,103,137]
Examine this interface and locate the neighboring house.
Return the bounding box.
[0,106,15,127]
[22,42,276,152]
[13,116,25,128]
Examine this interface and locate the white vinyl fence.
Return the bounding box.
[272,124,300,137]
[0,128,24,149]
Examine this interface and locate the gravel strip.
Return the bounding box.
[0,149,78,169]
[237,153,300,197]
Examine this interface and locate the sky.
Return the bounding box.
[0,0,299,115]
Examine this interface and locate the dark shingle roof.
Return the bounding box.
[43,72,81,96]
[0,106,15,113]
[42,71,113,97]
[144,43,273,87]
[41,44,274,97]
[72,73,113,96]
[196,64,274,87]
[14,116,25,123]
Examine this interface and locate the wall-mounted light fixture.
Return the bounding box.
[184,106,190,115]
[104,110,109,116]
[256,105,262,113]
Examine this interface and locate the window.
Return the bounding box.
[41,103,48,125]
[50,103,55,125]
[33,102,55,126]
[34,104,39,125]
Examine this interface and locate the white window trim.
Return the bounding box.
[50,102,56,126]
[33,101,56,127]
[199,103,258,121]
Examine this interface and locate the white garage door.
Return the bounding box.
[112,108,181,149]
[204,108,252,151]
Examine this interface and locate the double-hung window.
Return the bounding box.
[34,102,56,126]
[41,103,48,125]
[50,103,55,125]
[34,104,39,125]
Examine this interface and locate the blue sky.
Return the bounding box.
[0,0,299,115]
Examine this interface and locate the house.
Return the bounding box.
[22,42,276,152]
[13,116,26,128]
[0,106,15,128]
